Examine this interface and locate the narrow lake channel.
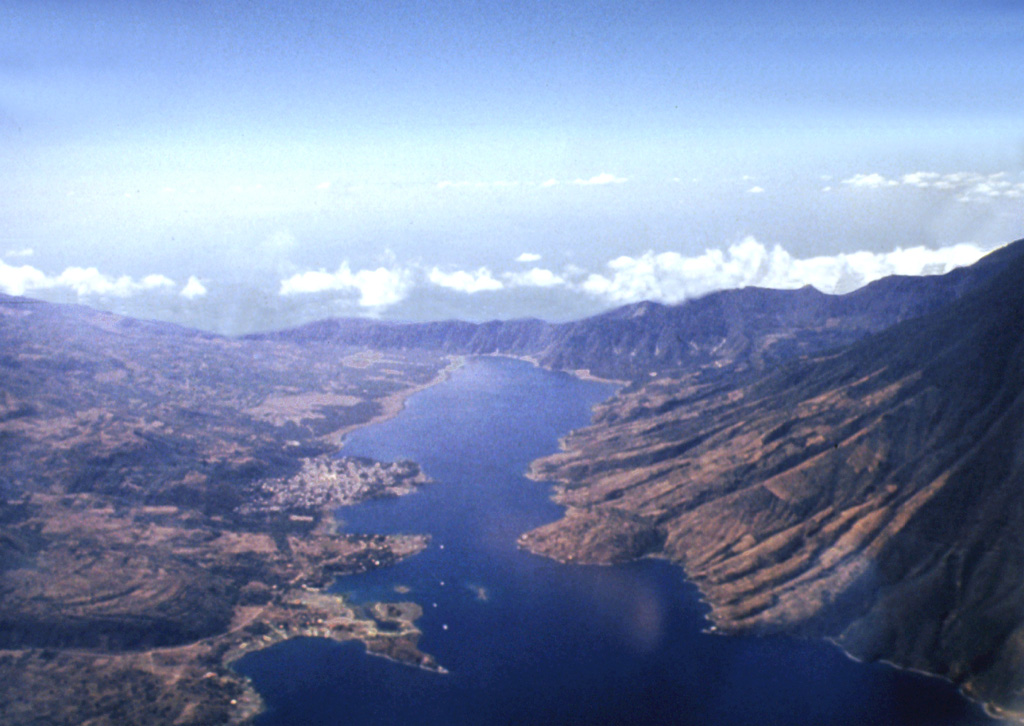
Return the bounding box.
[236,356,994,725]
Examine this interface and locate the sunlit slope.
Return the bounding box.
[520,239,1024,718]
[0,297,448,724]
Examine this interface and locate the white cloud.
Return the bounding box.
[840,170,1024,203]
[540,178,559,188]
[54,269,174,297]
[279,263,410,308]
[0,259,175,298]
[141,274,175,290]
[580,237,994,304]
[280,270,337,294]
[573,172,627,186]
[428,267,504,294]
[0,260,49,296]
[5,248,33,258]
[842,173,899,188]
[516,252,542,263]
[747,186,765,194]
[316,181,332,190]
[900,171,941,188]
[180,276,208,299]
[506,267,566,288]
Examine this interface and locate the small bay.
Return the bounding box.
[236,357,994,725]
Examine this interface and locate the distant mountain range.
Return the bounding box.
[5,236,1024,721]
[253,240,1024,381]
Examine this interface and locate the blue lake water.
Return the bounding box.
[236,357,996,725]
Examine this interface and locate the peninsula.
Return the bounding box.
[266,237,1024,721]
[6,237,1024,722]
[0,296,451,725]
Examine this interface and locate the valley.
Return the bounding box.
[3,238,1024,722]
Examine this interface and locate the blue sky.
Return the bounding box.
[2,0,1022,332]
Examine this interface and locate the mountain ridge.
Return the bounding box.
[517,238,1024,719]
[253,240,1023,380]
[4,238,1024,721]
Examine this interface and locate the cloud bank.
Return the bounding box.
[842,173,899,189]
[3,236,994,324]
[279,263,410,307]
[580,237,991,304]
[505,267,565,288]
[0,258,175,298]
[278,237,995,314]
[428,267,504,293]
[841,171,1024,202]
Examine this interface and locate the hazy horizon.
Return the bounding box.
[3,0,1022,334]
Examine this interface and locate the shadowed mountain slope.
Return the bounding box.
[519,240,1024,719]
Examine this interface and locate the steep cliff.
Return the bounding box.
[520,240,1024,718]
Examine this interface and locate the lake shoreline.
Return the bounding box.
[239,357,991,726]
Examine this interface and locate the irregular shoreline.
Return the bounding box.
[223,357,464,722]
[517,471,1015,724]
[519,525,1005,723]
[0,302,460,726]
[834,646,1005,724]
[225,584,448,719]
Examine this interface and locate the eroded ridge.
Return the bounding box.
[520,251,1024,721]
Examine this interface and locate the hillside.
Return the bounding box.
[5,238,1024,721]
[0,296,452,725]
[519,239,1024,719]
